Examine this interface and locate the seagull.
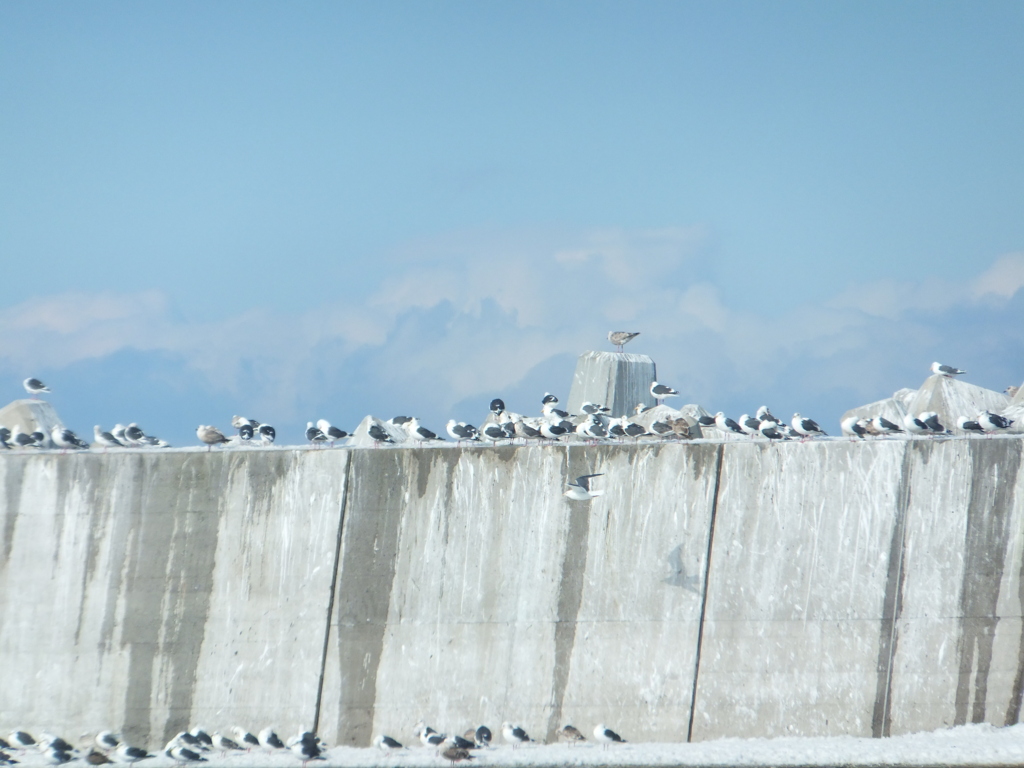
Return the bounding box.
[697,414,717,428]
[737,414,760,436]
[472,727,491,748]
[23,377,49,398]
[8,731,35,749]
[0,753,15,767]
[634,403,654,416]
[556,725,586,745]
[42,746,73,765]
[755,406,781,424]
[649,419,673,437]
[447,735,476,750]
[211,733,242,754]
[111,744,154,764]
[406,417,442,442]
[714,412,744,436]
[316,419,348,445]
[650,382,679,402]
[415,723,445,748]
[257,424,276,445]
[373,735,404,752]
[440,746,474,764]
[931,361,966,377]
[123,423,146,447]
[576,415,607,441]
[541,393,559,405]
[186,730,212,749]
[841,416,869,439]
[305,422,328,446]
[903,413,930,436]
[231,728,259,750]
[514,419,543,440]
[490,399,505,415]
[759,420,785,440]
[258,729,285,750]
[232,415,259,430]
[288,734,324,765]
[921,412,950,434]
[196,425,230,450]
[164,744,206,764]
[978,411,1014,433]
[40,734,76,753]
[11,427,37,448]
[608,331,640,352]
[539,420,569,440]
[564,473,603,501]
[238,423,255,441]
[500,723,531,749]
[871,416,904,436]
[388,416,413,427]
[542,399,570,419]
[791,413,827,439]
[447,419,479,443]
[624,422,648,440]
[479,422,508,443]
[85,749,113,765]
[608,417,627,440]
[580,402,610,415]
[112,424,128,443]
[52,426,89,450]
[95,733,120,752]
[957,416,985,435]
[593,724,626,749]
[0,427,9,450]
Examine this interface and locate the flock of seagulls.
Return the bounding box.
[371,721,628,763]
[5,354,1019,453]
[0,721,629,766]
[0,727,325,766]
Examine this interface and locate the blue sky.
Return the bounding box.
[1,2,1022,444]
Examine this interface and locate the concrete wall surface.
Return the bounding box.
[1,437,1023,747]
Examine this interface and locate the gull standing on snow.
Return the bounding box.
[556,725,585,745]
[564,474,603,501]
[593,724,626,749]
[931,361,966,377]
[500,723,531,749]
[608,331,640,352]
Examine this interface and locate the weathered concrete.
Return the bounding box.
[567,350,657,418]
[0,399,62,437]
[2,436,1024,747]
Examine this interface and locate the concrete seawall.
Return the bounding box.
[1,437,1022,747]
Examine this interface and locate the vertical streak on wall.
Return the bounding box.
[544,447,593,742]
[954,439,1022,725]
[313,457,353,734]
[686,443,724,743]
[872,443,914,738]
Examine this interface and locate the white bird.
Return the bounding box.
[8,731,35,749]
[23,377,49,397]
[957,416,985,435]
[41,746,73,765]
[373,735,404,752]
[633,403,653,415]
[564,473,603,501]
[903,413,930,436]
[257,729,285,750]
[841,416,869,439]
[415,722,445,747]
[714,412,744,436]
[575,415,607,441]
[111,744,153,764]
[931,361,966,377]
[737,414,760,436]
[447,419,479,442]
[593,724,626,749]
[758,420,785,440]
[316,419,348,444]
[580,402,610,415]
[608,331,640,352]
[500,723,531,748]
[791,413,827,438]
[51,425,88,450]
[231,728,259,750]
[95,733,120,752]
[650,381,679,401]
[406,417,441,441]
[123,423,146,447]
[232,415,259,430]
[978,411,1014,433]
[871,416,904,435]
[288,737,324,765]
[305,422,328,446]
[164,743,206,764]
[211,733,242,753]
[258,424,276,445]
[196,425,230,449]
[920,411,949,434]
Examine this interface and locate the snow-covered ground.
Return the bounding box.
[10,725,1024,767]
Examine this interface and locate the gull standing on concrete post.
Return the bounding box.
[23,378,49,398]
[608,331,640,352]
[196,425,230,450]
[316,419,348,445]
[257,424,276,445]
[957,416,985,435]
[931,361,966,377]
[564,473,604,501]
[841,416,869,439]
[650,381,679,404]
[978,411,1014,433]
[791,413,827,439]
[305,422,327,447]
[871,416,904,436]
[714,412,744,436]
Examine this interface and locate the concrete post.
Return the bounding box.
[566,350,658,418]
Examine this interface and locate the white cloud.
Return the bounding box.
[971,252,1024,301]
